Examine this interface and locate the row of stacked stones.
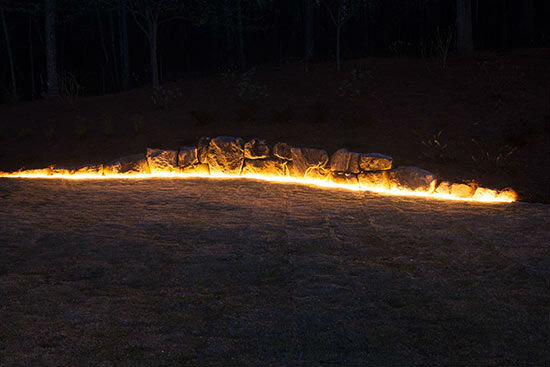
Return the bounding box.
[64,135,482,197]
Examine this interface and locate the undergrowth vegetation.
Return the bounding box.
[419,130,519,172]
[471,139,518,172]
[151,86,183,110]
[101,116,115,137]
[237,70,268,100]
[132,116,146,135]
[419,130,458,162]
[189,110,217,126]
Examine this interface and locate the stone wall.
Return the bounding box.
[97,135,462,195]
[6,135,516,201]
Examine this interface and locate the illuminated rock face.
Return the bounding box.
[178,146,198,167]
[435,181,452,195]
[329,149,353,172]
[451,183,476,198]
[289,147,329,178]
[182,163,209,175]
[147,148,178,173]
[104,154,150,175]
[207,136,245,175]
[436,181,477,198]
[242,158,287,177]
[74,164,104,175]
[358,171,388,189]
[244,139,270,159]
[330,172,359,186]
[273,142,292,160]
[197,136,211,164]
[1,135,518,202]
[359,153,393,171]
[388,166,436,192]
[329,149,392,174]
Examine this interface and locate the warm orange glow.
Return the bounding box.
[0,168,517,203]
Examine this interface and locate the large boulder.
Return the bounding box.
[241,158,288,177]
[178,146,198,167]
[359,153,393,171]
[357,171,389,189]
[207,136,245,175]
[146,148,178,173]
[289,147,328,178]
[387,166,436,192]
[272,142,292,160]
[244,138,270,159]
[104,154,150,175]
[197,136,211,164]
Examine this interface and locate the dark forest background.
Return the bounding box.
[0,0,548,102]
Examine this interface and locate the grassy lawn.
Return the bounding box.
[0,179,548,365]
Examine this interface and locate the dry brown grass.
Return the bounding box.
[0,178,549,365]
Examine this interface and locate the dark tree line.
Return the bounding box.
[0,0,547,101]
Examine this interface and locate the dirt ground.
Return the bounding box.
[0,49,548,203]
[0,178,549,365]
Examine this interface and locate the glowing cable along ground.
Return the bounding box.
[0,170,517,203]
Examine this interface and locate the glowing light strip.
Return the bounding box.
[0,170,516,203]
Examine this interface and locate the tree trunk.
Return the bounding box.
[29,15,35,99]
[119,0,129,91]
[1,9,16,93]
[44,0,58,96]
[109,11,120,90]
[224,0,234,69]
[150,16,159,88]
[336,24,341,72]
[236,0,245,70]
[304,0,314,61]
[500,0,508,49]
[456,0,474,55]
[520,0,534,43]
